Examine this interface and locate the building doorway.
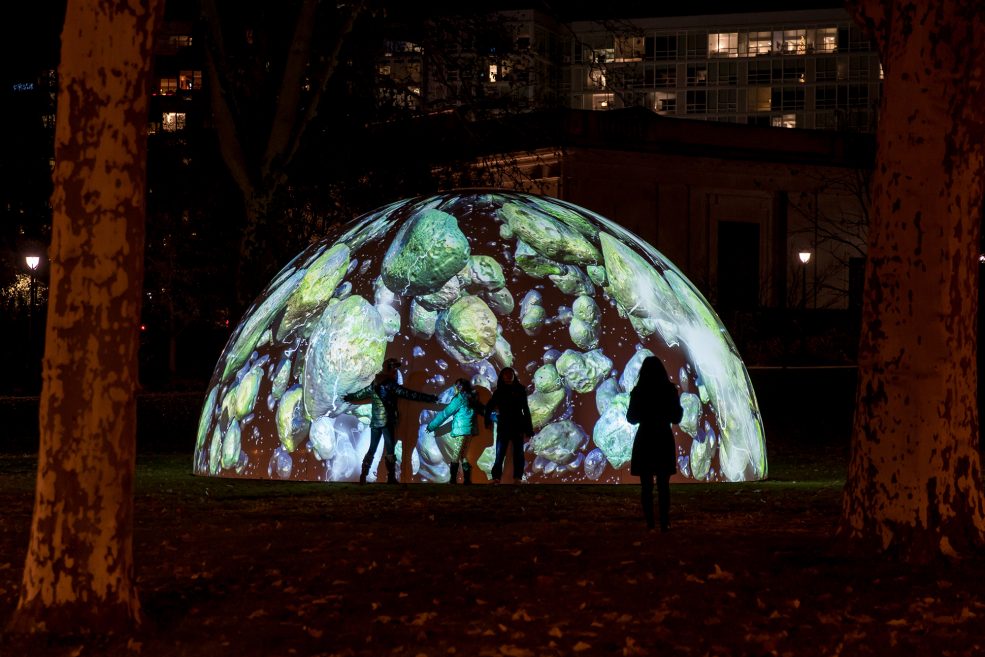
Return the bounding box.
[717,220,761,313]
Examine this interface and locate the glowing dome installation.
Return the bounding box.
[194,191,766,483]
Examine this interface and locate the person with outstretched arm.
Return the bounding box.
[344,358,438,484]
[426,378,483,484]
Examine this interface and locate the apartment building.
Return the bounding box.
[566,8,882,132]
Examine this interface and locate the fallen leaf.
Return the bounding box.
[708,564,734,582]
[512,609,533,622]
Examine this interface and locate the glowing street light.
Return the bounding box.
[25,254,41,386]
[797,251,812,308]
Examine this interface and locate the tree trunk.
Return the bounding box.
[7,0,162,635]
[842,0,985,560]
[235,190,277,307]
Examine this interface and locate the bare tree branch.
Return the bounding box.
[262,0,321,181]
[201,0,254,198]
[281,0,366,174]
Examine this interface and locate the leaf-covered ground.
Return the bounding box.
[1,436,983,657]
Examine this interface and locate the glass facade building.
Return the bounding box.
[566,9,881,132]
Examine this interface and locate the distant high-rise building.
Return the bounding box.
[564,8,881,132]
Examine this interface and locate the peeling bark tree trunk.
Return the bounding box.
[7,0,162,635]
[843,0,985,560]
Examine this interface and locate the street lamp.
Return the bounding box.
[25,255,40,323]
[25,256,41,379]
[797,251,812,308]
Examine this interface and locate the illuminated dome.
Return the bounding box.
[194,191,766,483]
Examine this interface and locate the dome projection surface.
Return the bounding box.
[195,192,766,483]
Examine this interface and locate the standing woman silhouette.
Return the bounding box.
[626,357,683,531]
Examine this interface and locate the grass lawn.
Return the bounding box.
[1,433,983,657]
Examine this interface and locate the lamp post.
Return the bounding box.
[25,255,40,327]
[25,256,40,386]
[797,250,812,308]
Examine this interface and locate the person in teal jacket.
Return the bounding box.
[426,378,483,484]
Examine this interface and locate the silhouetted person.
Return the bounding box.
[626,357,683,531]
[427,378,483,484]
[484,367,533,484]
[344,358,438,484]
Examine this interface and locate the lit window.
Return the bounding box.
[709,32,738,58]
[489,64,498,82]
[780,30,807,54]
[648,90,676,114]
[614,36,644,62]
[588,68,606,89]
[159,78,178,95]
[747,31,772,56]
[815,28,838,53]
[378,64,391,76]
[162,112,186,132]
[592,93,612,110]
[771,113,797,128]
[168,35,193,48]
[178,70,202,91]
[749,87,771,112]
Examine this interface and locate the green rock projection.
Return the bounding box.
[195,192,766,483]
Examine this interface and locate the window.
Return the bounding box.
[772,87,804,109]
[489,64,499,82]
[159,78,178,95]
[710,61,737,85]
[815,111,837,129]
[592,93,613,110]
[686,90,706,113]
[814,27,838,53]
[781,59,805,82]
[748,61,771,84]
[645,35,678,60]
[748,87,771,112]
[815,57,837,81]
[780,29,807,54]
[614,36,644,62]
[709,32,738,58]
[685,33,708,58]
[686,65,707,85]
[168,34,192,48]
[378,65,391,76]
[747,31,772,56]
[178,70,202,91]
[162,112,186,132]
[771,113,797,128]
[815,85,837,109]
[653,64,676,87]
[588,68,606,89]
[647,90,676,113]
[716,89,737,112]
[839,84,869,107]
[848,55,870,81]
